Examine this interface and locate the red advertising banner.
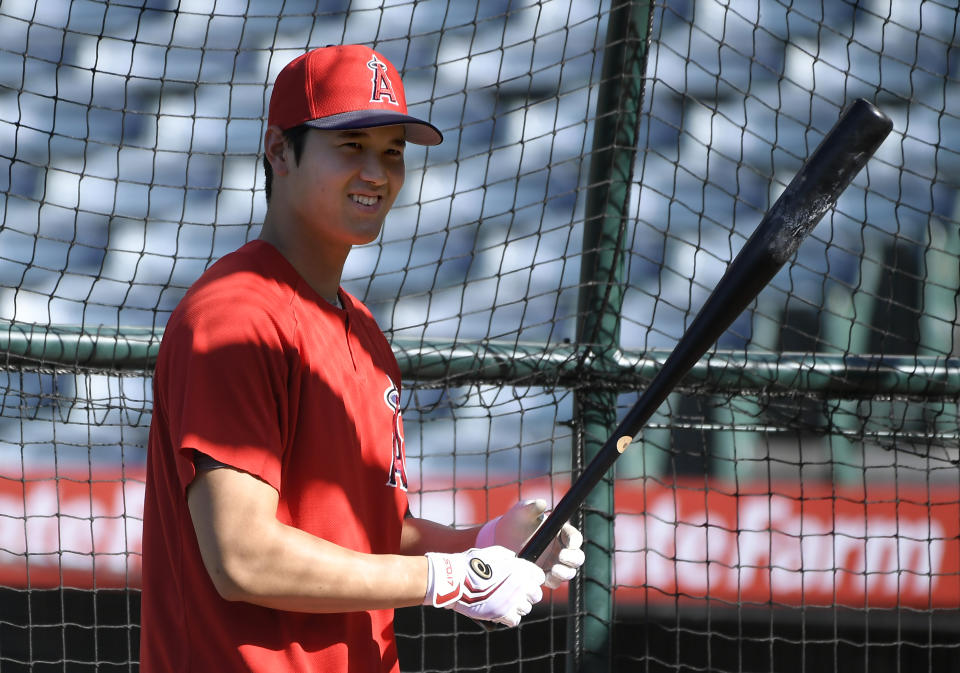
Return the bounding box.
[606,479,960,609]
[0,469,145,590]
[1,467,958,610]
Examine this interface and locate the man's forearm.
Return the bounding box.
[213,523,429,612]
[399,514,480,556]
[188,466,429,613]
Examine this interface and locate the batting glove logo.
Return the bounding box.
[469,557,494,580]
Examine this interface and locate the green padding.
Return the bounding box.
[3,321,959,396]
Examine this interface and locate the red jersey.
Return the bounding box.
[140,241,409,672]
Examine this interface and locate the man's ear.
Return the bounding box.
[263,126,291,176]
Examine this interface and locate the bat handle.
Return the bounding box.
[473,434,631,632]
[472,520,563,632]
[469,501,577,632]
[519,430,635,565]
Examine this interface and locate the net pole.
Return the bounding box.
[573,2,654,671]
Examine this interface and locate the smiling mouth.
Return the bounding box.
[350,194,379,206]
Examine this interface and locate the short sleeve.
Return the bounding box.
[156,288,294,495]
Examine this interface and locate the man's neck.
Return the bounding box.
[259,216,348,306]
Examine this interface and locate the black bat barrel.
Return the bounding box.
[518,98,893,563]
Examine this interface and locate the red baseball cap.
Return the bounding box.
[268,45,442,146]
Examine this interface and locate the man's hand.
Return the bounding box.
[423,546,545,627]
[476,499,585,589]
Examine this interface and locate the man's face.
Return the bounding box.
[283,125,406,248]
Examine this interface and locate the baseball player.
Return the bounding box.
[139,45,584,672]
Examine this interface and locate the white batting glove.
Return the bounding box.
[476,499,585,589]
[423,546,545,627]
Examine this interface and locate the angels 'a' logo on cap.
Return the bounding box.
[367,56,400,106]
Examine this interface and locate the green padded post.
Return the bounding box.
[571,1,654,671]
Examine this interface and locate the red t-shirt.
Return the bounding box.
[140,241,409,672]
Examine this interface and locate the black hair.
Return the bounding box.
[262,125,313,203]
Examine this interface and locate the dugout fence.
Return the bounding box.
[2,1,959,672]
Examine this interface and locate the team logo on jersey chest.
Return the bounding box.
[383,376,408,490]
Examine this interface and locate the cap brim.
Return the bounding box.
[303,110,443,146]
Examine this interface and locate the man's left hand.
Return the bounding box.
[476,499,585,589]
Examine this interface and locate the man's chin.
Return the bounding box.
[348,225,386,248]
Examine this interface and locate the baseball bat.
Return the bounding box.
[476,98,892,630]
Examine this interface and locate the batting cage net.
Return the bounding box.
[1,1,958,671]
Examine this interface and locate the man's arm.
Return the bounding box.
[187,466,429,613]
[399,514,479,556]
[402,500,586,591]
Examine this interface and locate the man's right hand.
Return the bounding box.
[423,546,545,627]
